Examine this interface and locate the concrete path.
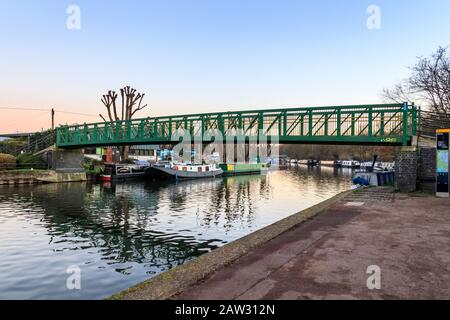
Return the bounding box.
[175,190,450,300]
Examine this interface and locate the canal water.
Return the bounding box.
[0,167,352,299]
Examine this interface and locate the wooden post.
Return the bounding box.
[51,108,55,130]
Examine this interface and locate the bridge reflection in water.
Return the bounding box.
[0,168,351,299]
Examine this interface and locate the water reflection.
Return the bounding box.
[0,168,351,299]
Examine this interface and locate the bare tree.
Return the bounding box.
[100,86,148,161]
[383,47,450,114]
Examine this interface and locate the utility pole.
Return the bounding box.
[51,108,55,130]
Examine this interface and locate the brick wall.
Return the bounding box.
[395,149,418,193]
[418,148,436,181]
[417,147,436,193]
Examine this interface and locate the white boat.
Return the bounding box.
[339,160,361,168]
[360,161,395,171]
[149,162,223,180]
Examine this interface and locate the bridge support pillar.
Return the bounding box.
[395,146,418,193]
[52,148,85,173]
[417,147,437,193]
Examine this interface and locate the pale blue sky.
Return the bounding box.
[0,0,449,131]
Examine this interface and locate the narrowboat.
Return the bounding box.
[219,163,268,176]
[100,163,150,181]
[148,162,223,180]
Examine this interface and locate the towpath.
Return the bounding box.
[175,188,450,300]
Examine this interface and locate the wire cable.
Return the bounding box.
[0,106,99,117]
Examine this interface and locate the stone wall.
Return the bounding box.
[395,147,418,193]
[0,170,86,185]
[52,148,84,173]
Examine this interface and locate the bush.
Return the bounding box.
[16,153,47,169]
[0,153,16,170]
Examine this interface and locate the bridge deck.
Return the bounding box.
[56,103,419,148]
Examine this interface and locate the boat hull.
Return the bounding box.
[219,163,268,176]
[148,166,223,180]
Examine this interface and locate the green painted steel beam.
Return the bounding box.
[55,103,418,148]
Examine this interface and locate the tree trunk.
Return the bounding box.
[120,146,130,162]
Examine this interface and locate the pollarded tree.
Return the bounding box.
[99,86,148,161]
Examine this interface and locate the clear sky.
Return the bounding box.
[1,0,449,132]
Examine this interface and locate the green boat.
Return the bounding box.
[219,163,268,176]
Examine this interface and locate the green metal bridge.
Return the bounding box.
[56,103,420,148]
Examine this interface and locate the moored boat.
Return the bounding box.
[320,160,340,167]
[100,163,150,181]
[338,160,361,168]
[219,163,268,176]
[148,162,223,180]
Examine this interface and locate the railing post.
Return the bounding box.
[336,108,341,137]
[380,112,385,136]
[84,123,88,143]
[308,109,313,136]
[200,116,204,138]
[105,123,110,141]
[283,111,287,137]
[153,119,158,139]
[258,112,264,135]
[351,113,355,136]
[278,113,282,137]
[218,114,224,136]
[115,121,121,142]
[418,106,422,131]
[126,120,131,140]
[402,102,409,146]
[56,128,60,146]
[94,124,98,142]
[368,107,373,137]
[138,120,144,139]
[412,102,417,136]
[300,115,305,136]
[65,126,69,144]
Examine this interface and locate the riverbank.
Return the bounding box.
[0,170,86,185]
[113,187,450,300]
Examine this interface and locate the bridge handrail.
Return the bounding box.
[56,103,411,130]
[56,103,419,147]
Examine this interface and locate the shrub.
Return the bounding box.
[16,153,47,169]
[0,153,16,170]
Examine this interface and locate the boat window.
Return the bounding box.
[205,166,209,172]
[198,167,203,172]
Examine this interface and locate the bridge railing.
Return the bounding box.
[56,103,419,147]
